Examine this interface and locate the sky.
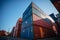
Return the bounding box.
[0,0,58,32]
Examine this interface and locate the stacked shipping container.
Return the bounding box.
[21,2,58,39]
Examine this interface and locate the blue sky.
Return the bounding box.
[0,0,58,32]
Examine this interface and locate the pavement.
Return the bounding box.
[0,36,60,40]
